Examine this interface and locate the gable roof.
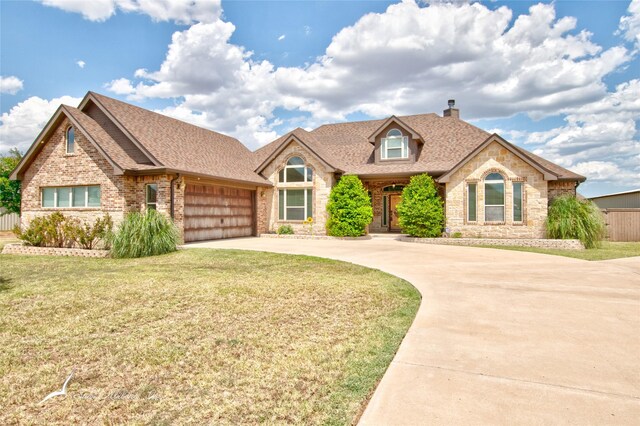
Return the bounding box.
[12,92,270,186]
[254,112,584,182]
[366,115,425,144]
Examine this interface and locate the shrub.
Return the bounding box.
[546,195,605,249]
[397,174,445,238]
[110,209,179,258]
[326,175,373,237]
[13,218,46,247]
[76,214,114,250]
[452,232,463,238]
[277,225,294,235]
[13,212,79,247]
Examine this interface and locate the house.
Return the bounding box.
[11,92,585,242]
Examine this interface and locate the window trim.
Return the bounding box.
[65,127,75,154]
[278,188,312,221]
[381,129,409,160]
[278,156,313,183]
[41,185,100,208]
[513,181,523,223]
[146,183,158,210]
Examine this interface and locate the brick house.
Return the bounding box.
[11,92,584,242]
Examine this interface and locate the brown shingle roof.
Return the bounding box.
[254,113,584,181]
[87,92,269,185]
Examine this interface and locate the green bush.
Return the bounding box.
[546,195,606,249]
[13,212,115,249]
[111,209,179,258]
[277,225,294,235]
[13,218,46,247]
[326,175,373,237]
[397,174,445,238]
[76,213,114,250]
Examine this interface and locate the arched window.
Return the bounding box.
[484,173,505,222]
[381,129,408,160]
[66,127,75,154]
[278,156,313,221]
[278,156,313,183]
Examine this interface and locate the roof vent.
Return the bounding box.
[444,99,459,119]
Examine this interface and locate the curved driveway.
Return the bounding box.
[185,237,640,424]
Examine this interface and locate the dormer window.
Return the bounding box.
[278,156,313,183]
[381,129,408,160]
[66,127,75,154]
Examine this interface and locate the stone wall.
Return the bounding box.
[260,141,334,235]
[400,237,584,250]
[2,243,111,257]
[445,141,548,238]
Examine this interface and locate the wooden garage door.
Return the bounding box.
[184,183,255,242]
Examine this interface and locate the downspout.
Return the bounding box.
[170,173,181,220]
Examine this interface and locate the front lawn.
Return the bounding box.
[0,231,18,250]
[0,249,419,425]
[476,241,640,261]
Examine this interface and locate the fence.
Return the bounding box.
[602,208,640,242]
[0,208,20,231]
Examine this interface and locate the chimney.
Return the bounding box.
[443,99,459,119]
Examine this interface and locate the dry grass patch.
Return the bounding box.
[0,249,419,424]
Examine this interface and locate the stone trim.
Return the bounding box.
[399,237,584,250]
[2,243,110,257]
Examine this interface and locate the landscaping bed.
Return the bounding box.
[0,249,420,424]
[2,243,110,258]
[261,233,371,240]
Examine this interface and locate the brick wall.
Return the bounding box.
[362,179,410,232]
[548,181,577,204]
[445,141,548,238]
[260,141,334,235]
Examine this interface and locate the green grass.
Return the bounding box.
[476,241,640,261]
[0,249,420,425]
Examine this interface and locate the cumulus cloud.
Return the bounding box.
[76,60,86,68]
[40,0,221,24]
[278,34,285,41]
[0,76,24,95]
[105,77,136,95]
[618,0,640,47]
[517,79,640,184]
[107,1,632,149]
[0,95,82,153]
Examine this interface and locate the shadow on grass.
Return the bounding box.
[0,276,13,292]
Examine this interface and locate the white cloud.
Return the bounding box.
[76,60,86,68]
[304,25,311,36]
[106,1,633,150]
[0,76,24,95]
[278,34,285,41]
[40,0,221,24]
[618,0,640,47]
[0,95,82,153]
[105,77,136,95]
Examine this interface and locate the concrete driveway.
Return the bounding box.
[185,237,640,425]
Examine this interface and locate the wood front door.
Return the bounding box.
[389,194,402,231]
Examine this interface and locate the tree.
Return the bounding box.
[397,174,445,237]
[0,148,22,215]
[326,175,373,237]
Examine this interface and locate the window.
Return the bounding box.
[382,185,404,192]
[278,189,312,221]
[278,156,313,183]
[66,127,75,154]
[381,129,408,160]
[513,182,523,222]
[41,186,100,208]
[382,195,388,226]
[467,183,477,222]
[146,184,158,210]
[484,173,505,222]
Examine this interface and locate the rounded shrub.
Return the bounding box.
[397,174,445,238]
[110,209,179,258]
[277,224,294,235]
[546,195,605,249]
[326,175,373,237]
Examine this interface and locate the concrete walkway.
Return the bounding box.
[185,237,640,425]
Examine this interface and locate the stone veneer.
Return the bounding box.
[19,117,185,240]
[445,140,550,238]
[399,237,584,250]
[2,243,110,257]
[260,141,334,235]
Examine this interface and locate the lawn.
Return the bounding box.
[476,241,640,261]
[0,231,18,251]
[0,249,420,425]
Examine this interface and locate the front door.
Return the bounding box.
[389,194,402,231]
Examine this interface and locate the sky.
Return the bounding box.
[0,0,638,197]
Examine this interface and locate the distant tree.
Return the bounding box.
[0,148,22,215]
[397,174,445,237]
[326,175,373,237]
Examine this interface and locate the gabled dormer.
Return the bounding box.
[367,116,424,164]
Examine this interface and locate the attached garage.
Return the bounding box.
[183,183,256,242]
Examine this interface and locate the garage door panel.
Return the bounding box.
[184,183,255,242]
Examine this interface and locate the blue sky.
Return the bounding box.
[1,0,638,197]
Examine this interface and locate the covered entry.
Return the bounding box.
[183,183,255,242]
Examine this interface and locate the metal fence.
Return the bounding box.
[603,208,640,242]
[0,208,20,231]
